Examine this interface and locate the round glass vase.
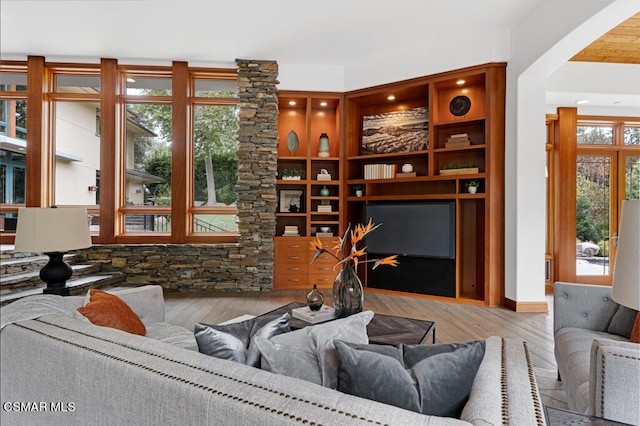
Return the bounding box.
[332,267,364,318]
[306,284,324,311]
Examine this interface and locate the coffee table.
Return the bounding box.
[259,302,436,346]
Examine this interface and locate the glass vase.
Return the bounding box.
[332,267,364,318]
[306,284,324,311]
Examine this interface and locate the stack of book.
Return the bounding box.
[445,133,471,148]
[283,226,299,236]
[292,305,336,324]
[364,164,396,179]
[317,205,332,213]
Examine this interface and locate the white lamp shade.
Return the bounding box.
[14,207,92,253]
[611,200,640,311]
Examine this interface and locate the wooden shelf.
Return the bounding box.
[434,144,486,153]
[347,150,429,161]
[433,117,486,127]
[275,91,344,289]
[343,63,505,306]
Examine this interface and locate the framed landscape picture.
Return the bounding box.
[361,107,428,155]
[279,190,304,213]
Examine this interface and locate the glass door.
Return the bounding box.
[575,154,615,283]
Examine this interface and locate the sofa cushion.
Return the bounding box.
[146,323,198,351]
[254,311,373,389]
[607,305,639,339]
[194,313,290,367]
[334,339,485,417]
[77,289,146,336]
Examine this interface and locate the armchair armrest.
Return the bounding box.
[589,338,640,425]
[553,282,619,333]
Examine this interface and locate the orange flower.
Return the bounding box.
[373,255,399,269]
[310,236,324,252]
[309,221,398,272]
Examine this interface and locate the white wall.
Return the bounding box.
[505,0,639,303]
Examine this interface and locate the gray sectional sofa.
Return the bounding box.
[554,282,640,425]
[1,285,547,425]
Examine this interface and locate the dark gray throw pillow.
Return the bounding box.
[194,313,290,367]
[335,339,485,418]
[607,305,639,339]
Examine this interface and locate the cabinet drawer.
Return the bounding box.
[276,240,309,263]
[309,272,336,288]
[277,263,307,274]
[310,252,337,265]
[274,273,308,289]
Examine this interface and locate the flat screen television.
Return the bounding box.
[364,201,455,259]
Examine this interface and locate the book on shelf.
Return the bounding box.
[316,174,332,181]
[291,305,336,324]
[364,163,396,180]
[396,172,417,178]
[315,232,333,237]
[283,225,300,236]
[445,132,471,148]
[317,205,332,212]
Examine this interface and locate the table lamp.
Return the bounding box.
[14,207,92,296]
[611,199,640,342]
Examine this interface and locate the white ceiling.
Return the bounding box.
[1,0,638,114]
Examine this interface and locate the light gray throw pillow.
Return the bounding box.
[194,313,290,367]
[254,311,374,389]
[335,339,485,418]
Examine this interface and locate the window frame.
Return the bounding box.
[0,58,239,245]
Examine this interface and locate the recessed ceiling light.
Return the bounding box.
[289,101,296,106]
[126,78,136,83]
[575,99,590,105]
[387,95,396,101]
[320,101,327,107]
[613,101,622,104]
[456,79,466,85]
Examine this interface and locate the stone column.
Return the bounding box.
[235,59,279,289]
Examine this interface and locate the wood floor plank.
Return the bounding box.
[164,289,558,369]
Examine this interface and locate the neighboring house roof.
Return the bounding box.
[126,168,165,184]
[0,135,83,162]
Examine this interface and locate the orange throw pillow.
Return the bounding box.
[77,289,146,336]
[631,313,640,344]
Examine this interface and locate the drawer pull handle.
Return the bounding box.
[288,267,300,271]
[318,267,330,271]
[288,256,300,259]
[287,245,300,248]
[288,278,300,282]
[318,278,329,282]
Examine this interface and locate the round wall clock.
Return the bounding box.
[449,95,471,116]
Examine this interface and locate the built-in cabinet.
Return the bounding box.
[274,92,343,289]
[274,64,505,306]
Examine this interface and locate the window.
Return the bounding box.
[0,74,28,208]
[0,59,239,243]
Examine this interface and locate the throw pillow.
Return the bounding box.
[607,305,639,339]
[194,313,290,367]
[77,289,146,336]
[254,311,374,388]
[335,339,486,418]
[631,312,640,344]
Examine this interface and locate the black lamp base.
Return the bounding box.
[40,252,72,296]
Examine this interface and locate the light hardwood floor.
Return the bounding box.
[164,289,557,370]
